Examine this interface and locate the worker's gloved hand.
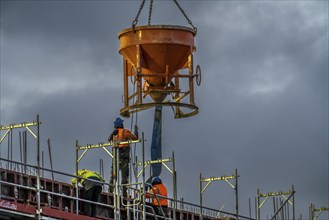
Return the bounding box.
[134,124,139,138]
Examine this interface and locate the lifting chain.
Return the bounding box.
[172,0,198,34]
[132,0,146,29]
[148,0,153,25]
[132,0,197,35]
[132,0,153,29]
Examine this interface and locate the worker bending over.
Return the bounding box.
[72,169,105,217]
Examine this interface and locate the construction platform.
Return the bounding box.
[0,165,239,220]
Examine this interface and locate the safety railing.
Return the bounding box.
[0,158,115,219]
[0,157,255,220]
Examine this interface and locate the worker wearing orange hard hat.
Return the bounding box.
[108,117,138,197]
[146,176,168,217]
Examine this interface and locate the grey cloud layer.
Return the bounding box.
[0,1,328,218]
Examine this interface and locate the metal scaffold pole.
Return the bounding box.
[75,140,79,215]
[36,114,41,220]
[112,136,121,220]
[199,173,203,219]
[172,151,177,220]
[256,189,260,220]
[235,168,239,219]
[115,146,121,220]
[292,185,295,220]
[142,132,146,220]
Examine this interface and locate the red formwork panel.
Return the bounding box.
[59,182,75,213]
[0,169,15,200]
[42,206,112,220]
[97,192,113,218]
[17,174,30,203]
[0,199,36,216]
[43,179,61,209]
[0,169,31,204]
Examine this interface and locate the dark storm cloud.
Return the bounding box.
[1,1,132,119]
[167,1,328,216]
[0,0,328,219]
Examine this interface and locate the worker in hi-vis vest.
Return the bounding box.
[146,176,168,217]
[108,117,138,197]
[72,169,105,217]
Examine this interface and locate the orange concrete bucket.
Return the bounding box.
[118,25,196,87]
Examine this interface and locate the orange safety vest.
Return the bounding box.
[115,128,137,148]
[146,183,168,207]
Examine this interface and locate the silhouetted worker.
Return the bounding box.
[146,176,168,217]
[72,169,105,217]
[109,117,138,197]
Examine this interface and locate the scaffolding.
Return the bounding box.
[0,115,42,219]
[309,204,329,220]
[75,133,142,220]
[0,116,277,220]
[134,151,177,220]
[200,169,243,220]
[256,185,295,220]
[0,157,115,219]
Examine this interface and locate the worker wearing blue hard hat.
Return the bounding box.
[146,176,168,217]
[114,117,124,129]
[108,117,138,197]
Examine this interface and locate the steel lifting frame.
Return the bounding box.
[256,185,295,220]
[0,115,41,219]
[199,169,239,220]
[309,204,329,220]
[134,151,177,220]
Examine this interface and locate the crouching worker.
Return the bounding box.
[72,169,105,217]
[146,176,168,217]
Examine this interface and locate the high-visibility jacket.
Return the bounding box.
[109,128,137,148]
[146,183,168,207]
[72,169,105,190]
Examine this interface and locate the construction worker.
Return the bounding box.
[108,117,138,197]
[72,169,105,217]
[146,176,168,217]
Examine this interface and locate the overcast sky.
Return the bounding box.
[0,0,328,219]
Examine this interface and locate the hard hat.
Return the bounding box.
[151,176,162,185]
[114,117,124,128]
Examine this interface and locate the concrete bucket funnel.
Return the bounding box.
[118,25,196,90]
